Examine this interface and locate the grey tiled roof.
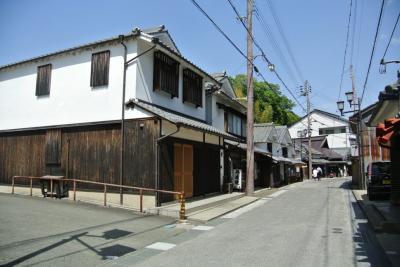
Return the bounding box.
[127,99,239,141]
[254,123,275,143]
[224,140,271,156]
[275,125,289,144]
[0,27,163,70]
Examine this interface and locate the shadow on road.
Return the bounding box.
[1,229,135,267]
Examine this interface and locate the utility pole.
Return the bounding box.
[301,81,312,180]
[246,0,254,195]
[350,65,365,189]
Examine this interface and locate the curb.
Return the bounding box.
[351,189,400,235]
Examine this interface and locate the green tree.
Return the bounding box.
[229,74,300,125]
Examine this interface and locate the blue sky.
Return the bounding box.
[0,0,399,117]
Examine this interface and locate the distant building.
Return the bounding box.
[254,123,304,186]
[288,109,353,159]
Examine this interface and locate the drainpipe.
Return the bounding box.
[119,35,128,205]
[119,31,156,205]
[155,123,181,206]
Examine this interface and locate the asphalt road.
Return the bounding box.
[0,193,184,266]
[133,178,391,267]
[0,178,391,267]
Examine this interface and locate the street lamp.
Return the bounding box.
[337,91,365,190]
[268,63,275,72]
[345,91,354,104]
[337,100,345,115]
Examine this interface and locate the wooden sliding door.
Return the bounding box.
[174,143,193,198]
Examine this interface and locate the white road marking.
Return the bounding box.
[269,190,288,198]
[221,199,268,219]
[146,242,176,251]
[386,251,398,255]
[192,225,214,231]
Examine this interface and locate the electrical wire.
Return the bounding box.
[190,0,249,62]
[360,0,385,106]
[191,0,306,112]
[382,11,400,60]
[265,0,305,83]
[338,0,353,101]
[253,5,300,86]
[224,0,306,112]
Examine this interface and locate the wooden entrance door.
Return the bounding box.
[174,143,193,198]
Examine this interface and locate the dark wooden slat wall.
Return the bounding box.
[61,124,121,185]
[123,119,160,188]
[46,129,62,164]
[0,131,46,184]
[0,120,159,188]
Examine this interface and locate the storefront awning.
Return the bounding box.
[127,99,240,141]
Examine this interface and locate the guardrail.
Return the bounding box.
[11,176,186,221]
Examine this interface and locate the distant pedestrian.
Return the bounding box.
[312,168,318,180]
[317,166,322,180]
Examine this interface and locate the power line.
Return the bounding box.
[265,0,305,82]
[253,5,300,86]
[224,0,306,111]
[382,11,400,60]
[190,0,249,62]
[193,0,306,112]
[360,0,385,106]
[338,0,353,101]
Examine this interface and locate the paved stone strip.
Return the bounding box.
[269,189,288,198]
[192,225,214,231]
[221,199,268,219]
[145,242,176,251]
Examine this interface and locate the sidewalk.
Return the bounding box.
[2,183,284,223]
[0,185,156,211]
[352,189,400,266]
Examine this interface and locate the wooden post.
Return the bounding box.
[104,185,107,206]
[30,178,33,196]
[11,177,15,194]
[50,179,53,199]
[140,189,143,213]
[179,192,186,221]
[73,180,76,201]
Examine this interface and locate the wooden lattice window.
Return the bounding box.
[90,50,110,87]
[36,64,52,96]
[153,51,179,98]
[183,68,203,107]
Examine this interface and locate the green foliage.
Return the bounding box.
[229,74,300,125]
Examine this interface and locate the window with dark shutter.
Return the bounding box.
[183,68,203,107]
[153,51,179,98]
[36,64,52,96]
[90,50,110,87]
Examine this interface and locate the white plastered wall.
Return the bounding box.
[0,38,151,131]
[135,39,207,121]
